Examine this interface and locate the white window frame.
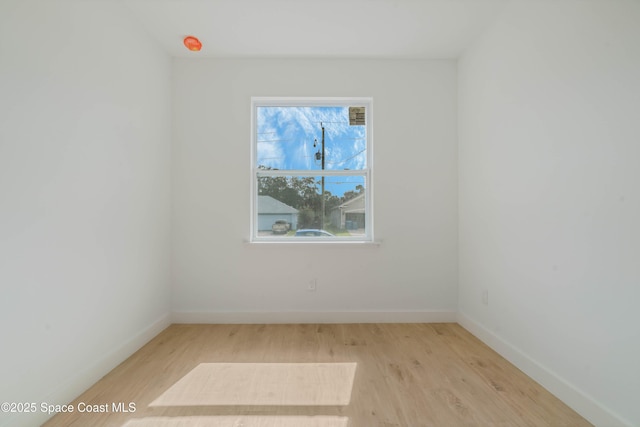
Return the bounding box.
[250,97,374,243]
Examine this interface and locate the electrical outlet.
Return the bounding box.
[482,289,489,305]
[308,279,317,292]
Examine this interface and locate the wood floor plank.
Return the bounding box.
[42,323,592,427]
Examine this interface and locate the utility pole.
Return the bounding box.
[320,123,325,230]
[314,123,326,229]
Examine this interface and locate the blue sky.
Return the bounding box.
[256,106,366,196]
[256,106,366,171]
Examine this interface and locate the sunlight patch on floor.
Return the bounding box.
[150,363,357,407]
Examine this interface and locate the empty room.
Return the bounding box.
[1,0,638,426]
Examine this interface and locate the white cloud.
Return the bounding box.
[257,106,367,171]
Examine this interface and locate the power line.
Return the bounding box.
[325,149,366,166]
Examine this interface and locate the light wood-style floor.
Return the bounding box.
[43,323,592,427]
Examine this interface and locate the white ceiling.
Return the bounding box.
[123,0,509,59]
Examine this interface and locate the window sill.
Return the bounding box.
[244,239,381,247]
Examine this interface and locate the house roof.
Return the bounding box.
[258,196,299,214]
[333,194,365,213]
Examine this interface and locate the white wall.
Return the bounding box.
[0,1,172,426]
[172,59,458,321]
[458,1,640,426]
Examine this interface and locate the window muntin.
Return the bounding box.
[251,98,372,242]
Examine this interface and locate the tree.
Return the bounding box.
[259,166,365,229]
[341,184,364,203]
[257,166,322,213]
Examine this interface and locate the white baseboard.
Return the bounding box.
[172,310,457,324]
[3,313,172,427]
[457,311,631,427]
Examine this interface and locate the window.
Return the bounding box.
[251,98,373,242]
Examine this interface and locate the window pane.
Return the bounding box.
[256,106,366,171]
[257,176,366,238]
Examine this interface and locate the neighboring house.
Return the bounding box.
[257,195,299,231]
[331,194,365,230]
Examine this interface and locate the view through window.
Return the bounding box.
[251,98,372,241]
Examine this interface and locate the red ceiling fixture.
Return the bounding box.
[183,36,202,52]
